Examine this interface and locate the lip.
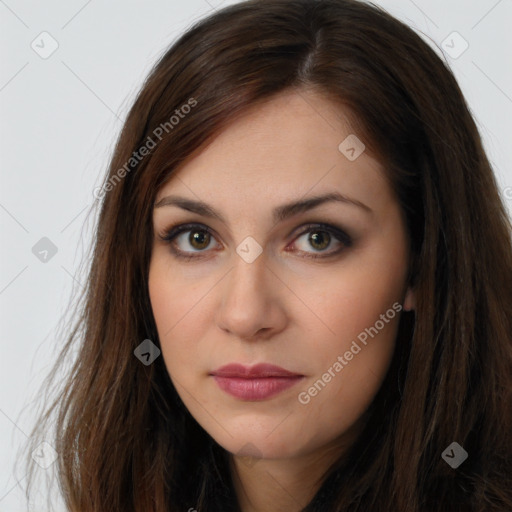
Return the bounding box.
[210,363,304,401]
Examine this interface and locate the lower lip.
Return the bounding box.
[212,376,304,400]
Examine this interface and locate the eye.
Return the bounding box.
[287,223,352,259]
[157,222,352,261]
[158,223,221,260]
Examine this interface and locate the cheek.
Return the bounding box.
[291,239,407,417]
[148,257,191,365]
[291,248,407,349]
[149,251,203,334]
[148,254,218,382]
[293,295,401,453]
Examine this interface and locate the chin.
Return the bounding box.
[206,418,316,461]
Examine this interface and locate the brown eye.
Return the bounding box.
[159,223,220,259]
[308,231,331,251]
[290,223,352,259]
[189,230,211,250]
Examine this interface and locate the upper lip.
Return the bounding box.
[210,363,302,378]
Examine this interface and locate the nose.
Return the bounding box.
[215,250,288,341]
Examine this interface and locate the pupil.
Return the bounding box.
[310,231,329,250]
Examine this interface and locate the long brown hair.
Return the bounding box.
[24,0,512,510]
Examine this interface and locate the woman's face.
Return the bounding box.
[149,90,415,462]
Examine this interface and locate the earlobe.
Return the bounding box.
[403,286,416,312]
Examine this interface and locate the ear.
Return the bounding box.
[403,286,416,312]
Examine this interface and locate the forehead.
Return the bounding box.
[154,90,391,217]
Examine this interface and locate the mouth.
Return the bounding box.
[209,363,304,401]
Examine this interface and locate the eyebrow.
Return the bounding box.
[153,191,372,224]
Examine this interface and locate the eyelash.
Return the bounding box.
[157,222,353,261]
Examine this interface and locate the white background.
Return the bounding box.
[1,0,511,510]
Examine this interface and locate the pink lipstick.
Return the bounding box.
[210,363,304,401]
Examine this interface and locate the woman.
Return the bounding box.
[25,0,512,510]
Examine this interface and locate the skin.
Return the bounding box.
[148,89,415,512]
